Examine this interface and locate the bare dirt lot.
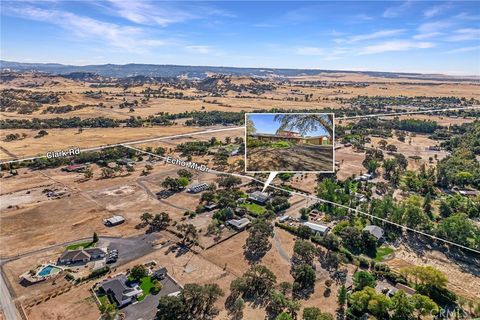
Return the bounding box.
[247,145,334,172]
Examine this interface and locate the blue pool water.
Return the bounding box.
[38,265,61,277]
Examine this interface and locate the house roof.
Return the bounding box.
[85,247,106,256]
[395,283,416,295]
[227,218,250,229]
[101,275,136,305]
[363,225,384,240]
[105,215,125,224]
[248,191,269,202]
[304,222,329,233]
[59,249,91,262]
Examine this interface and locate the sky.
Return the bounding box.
[248,114,330,136]
[1,1,479,75]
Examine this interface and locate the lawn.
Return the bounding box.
[97,294,113,308]
[375,246,394,262]
[241,202,267,216]
[138,276,155,301]
[66,241,95,250]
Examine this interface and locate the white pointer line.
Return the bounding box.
[0,126,244,165]
[128,145,480,255]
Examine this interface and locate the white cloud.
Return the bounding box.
[335,29,405,44]
[383,1,412,18]
[418,20,454,34]
[359,40,435,55]
[105,0,196,26]
[424,3,450,18]
[444,45,480,54]
[446,28,480,42]
[413,32,443,40]
[185,45,213,54]
[3,5,168,53]
[105,0,234,26]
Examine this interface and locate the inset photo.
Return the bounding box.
[245,113,334,172]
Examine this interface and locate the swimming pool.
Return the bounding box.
[38,265,61,277]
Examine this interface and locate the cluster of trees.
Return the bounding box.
[140,212,171,233]
[162,173,190,191]
[346,268,443,319]
[290,240,318,296]
[185,111,244,126]
[244,219,274,261]
[42,104,91,114]
[156,283,224,320]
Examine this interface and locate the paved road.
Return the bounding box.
[0,268,19,320]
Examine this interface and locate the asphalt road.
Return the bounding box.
[0,269,19,320]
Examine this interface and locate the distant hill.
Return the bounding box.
[0,60,475,81]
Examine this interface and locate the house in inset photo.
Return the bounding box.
[246,113,334,172]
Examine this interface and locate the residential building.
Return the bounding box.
[395,283,416,296]
[363,225,384,241]
[99,275,142,307]
[58,247,106,265]
[250,133,332,145]
[248,191,269,205]
[227,218,251,230]
[303,222,329,236]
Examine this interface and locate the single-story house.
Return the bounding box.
[104,215,125,227]
[303,222,329,236]
[250,133,332,145]
[227,218,251,231]
[100,275,142,307]
[248,191,269,205]
[58,247,106,265]
[363,225,385,241]
[204,203,217,211]
[186,183,209,194]
[395,283,416,296]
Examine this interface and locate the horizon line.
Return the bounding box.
[1,59,479,78]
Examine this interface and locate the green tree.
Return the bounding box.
[176,223,198,247]
[99,303,118,320]
[391,290,414,320]
[141,212,153,225]
[150,212,171,231]
[337,285,348,307]
[244,219,274,261]
[411,294,439,319]
[291,264,316,291]
[92,232,99,243]
[275,312,293,320]
[353,271,377,290]
[130,264,148,281]
[292,240,317,266]
[242,264,277,298]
